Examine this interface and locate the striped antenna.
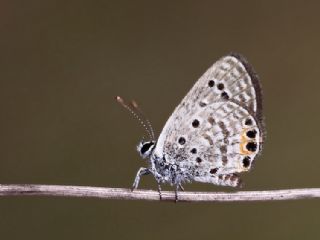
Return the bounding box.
[115,96,154,141]
[130,100,155,141]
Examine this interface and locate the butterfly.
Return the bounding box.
[116,53,265,201]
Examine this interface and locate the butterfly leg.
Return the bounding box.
[174,184,180,203]
[157,183,162,200]
[131,167,150,191]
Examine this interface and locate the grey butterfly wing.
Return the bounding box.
[153,53,264,187]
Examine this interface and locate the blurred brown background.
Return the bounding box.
[0,1,319,239]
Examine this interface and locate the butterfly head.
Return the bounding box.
[137,140,156,159]
[115,95,156,159]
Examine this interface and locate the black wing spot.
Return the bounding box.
[242,156,251,168]
[196,157,202,163]
[246,142,257,152]
[246,130,257,138]
[178,137,186,145]
[192,119,200,128]
[217,83,224,90]
[190,148,197,154]
[208,80,215,87]
[221,91,229,100]
[210,168,218,174]
[245,118,253,126]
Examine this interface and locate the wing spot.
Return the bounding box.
[220,145,227,154]
[222,156,228,165]
[246,130,257,138]
[242,156,251,168]
[208,80,215,87]
[196,157,202,163]
[217,83,224,90]
[190,148,197,154]
[192,119,200,128]
[210,168,218,174]
[246,142,257,152]
[203,134,214,145]
[230,174,241,186]
[178,137,186,145]
[208,117,215,125]
[199,101,207,107]
[221,91,229,100]
[245,118,253,126]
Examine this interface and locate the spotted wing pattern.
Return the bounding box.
[153,53,264,187]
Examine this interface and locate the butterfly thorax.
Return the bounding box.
[149,152,194,185]
[138,140,189,185]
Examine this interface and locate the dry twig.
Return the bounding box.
[0,184,319,202]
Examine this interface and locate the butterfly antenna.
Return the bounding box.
[130,100,155,141]
[115,96,153,140]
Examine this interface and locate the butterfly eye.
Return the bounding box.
[208,80,215,87]
[242,156,251,168]
[140,142,154,154]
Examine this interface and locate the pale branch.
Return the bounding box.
[0,184,320,202]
